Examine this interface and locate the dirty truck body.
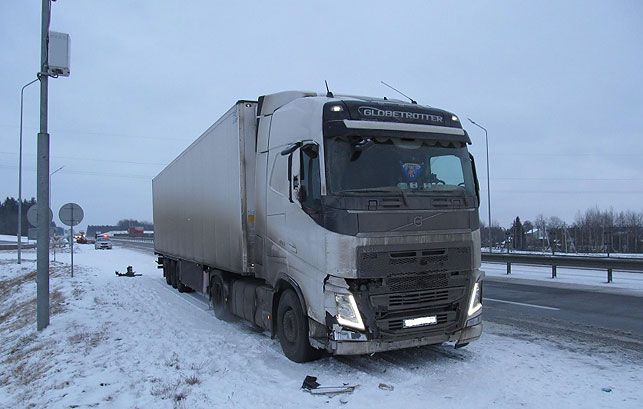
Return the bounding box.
[153,91,483,362]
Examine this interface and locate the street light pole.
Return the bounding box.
[468,118,492,253]
[49,165,65,209]
[36,0,52,331]
[49,165,64,263]
[17,77,39,264]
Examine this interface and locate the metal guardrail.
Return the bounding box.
[482,252,643,283]
[110,237,154,243]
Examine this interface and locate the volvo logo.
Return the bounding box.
[358,106,443,123]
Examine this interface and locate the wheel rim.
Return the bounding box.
[282,308,297,344]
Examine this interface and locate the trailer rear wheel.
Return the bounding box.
[171,268,178,289]
[164,261,172,285]
[277,289,320,362]
[177,282,189,293]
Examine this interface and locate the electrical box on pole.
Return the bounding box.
[47,31,70,77]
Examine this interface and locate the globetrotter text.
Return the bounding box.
[358,106,443,123]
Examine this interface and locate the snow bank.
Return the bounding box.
[0,247,641,408]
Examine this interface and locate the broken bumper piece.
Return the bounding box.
[328,322,482,355]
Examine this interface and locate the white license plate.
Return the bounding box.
[403,315,438,328]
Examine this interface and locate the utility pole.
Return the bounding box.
[36,0,51,331]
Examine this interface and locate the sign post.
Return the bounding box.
[59,203,84,277]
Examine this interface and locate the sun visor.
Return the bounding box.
[327,119,471,144]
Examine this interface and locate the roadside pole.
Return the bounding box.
[59,203,83,278]
[36,0,51,331]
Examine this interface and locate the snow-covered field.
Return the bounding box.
[483,262,643,293]
[0,247,641,408]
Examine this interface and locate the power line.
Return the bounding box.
[0,164,152,180]
[494,177,643,181]
[0,151,168,166]
[0,123,192,142]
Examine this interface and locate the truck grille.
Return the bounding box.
[361,277,467,338]
[357,245,471,278]
[386,272,449,292]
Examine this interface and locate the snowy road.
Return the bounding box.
[1,246,642,408]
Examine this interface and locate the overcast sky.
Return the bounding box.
[1,0,642,231]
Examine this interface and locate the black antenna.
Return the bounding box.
[324,80,334,98]
[380,81,417,104]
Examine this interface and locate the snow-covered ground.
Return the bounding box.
[483,262,643,293]
[0,247,641,408]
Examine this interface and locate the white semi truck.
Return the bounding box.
[153,91,483,362]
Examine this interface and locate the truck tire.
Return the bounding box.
[277,289,321,363]
[177,282,189,293]
[164,262,172,285]
[171,268,178,289]
[210,275,233,321]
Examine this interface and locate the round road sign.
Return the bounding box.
[27,205,53,227]
[59,203,84,227]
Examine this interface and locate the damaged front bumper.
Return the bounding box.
[327,317,482,355]
[318,273,483,355]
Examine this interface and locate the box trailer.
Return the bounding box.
[153,91,484,362]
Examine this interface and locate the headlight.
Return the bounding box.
[468,281,482,317]
[335,293,365,331]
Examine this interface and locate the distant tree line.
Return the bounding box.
[0,197,36,236]
[116,219,153,230]
[482,207,643,254]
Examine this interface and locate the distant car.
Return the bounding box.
[95,237,112,250]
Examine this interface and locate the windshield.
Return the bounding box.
[325,136,476,197]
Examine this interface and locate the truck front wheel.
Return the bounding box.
[277,289,321,363]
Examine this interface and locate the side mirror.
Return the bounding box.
[281,143,300,156]
[297,185,308,203]
[301,142,319,158]
[469,153,480,205]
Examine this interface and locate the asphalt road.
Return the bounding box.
[112,238,643,353]
[483,280,643,351]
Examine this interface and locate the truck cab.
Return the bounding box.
[254,92,483,360]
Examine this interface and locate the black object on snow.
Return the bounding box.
[115,266,142,277]
[302,376,320,390]
[301,375,357,396]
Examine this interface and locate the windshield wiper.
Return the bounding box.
[337,187,409,206]
[336,188,392,194]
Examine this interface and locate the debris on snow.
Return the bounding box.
[378,383,394,392]
[301,376,357,396]
[115,265,141,277]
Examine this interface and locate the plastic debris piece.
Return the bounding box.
[301,376,357,396]
[378,383,394,391]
